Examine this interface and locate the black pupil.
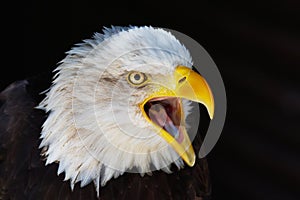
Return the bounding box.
[134,74,141,81]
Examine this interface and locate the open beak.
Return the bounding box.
[140,66,214,167]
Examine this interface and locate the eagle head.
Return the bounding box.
[38,26,214,195]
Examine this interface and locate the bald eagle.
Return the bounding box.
[0,26,214,199]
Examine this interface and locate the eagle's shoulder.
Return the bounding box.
[0,78,97,199]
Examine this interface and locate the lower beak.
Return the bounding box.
[140,66,214,166]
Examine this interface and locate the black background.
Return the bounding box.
[3,1,300,199]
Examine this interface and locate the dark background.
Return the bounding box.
[3,1,300,199]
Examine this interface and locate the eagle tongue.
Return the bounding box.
[148,104,179,140]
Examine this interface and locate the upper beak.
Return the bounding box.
[139,66,214,167]
[174,66,214,119]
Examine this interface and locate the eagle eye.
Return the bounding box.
[127,71,147,86]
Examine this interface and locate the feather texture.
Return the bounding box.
[0,77,211,199]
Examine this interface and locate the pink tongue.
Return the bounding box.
[148,104,180,140]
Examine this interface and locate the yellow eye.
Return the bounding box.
[127,71,147,86]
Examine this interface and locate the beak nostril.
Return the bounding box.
[178,76,186,84]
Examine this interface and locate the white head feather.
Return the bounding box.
[38,26,193,195]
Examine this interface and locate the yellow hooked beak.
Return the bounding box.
[139,66,214,166]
